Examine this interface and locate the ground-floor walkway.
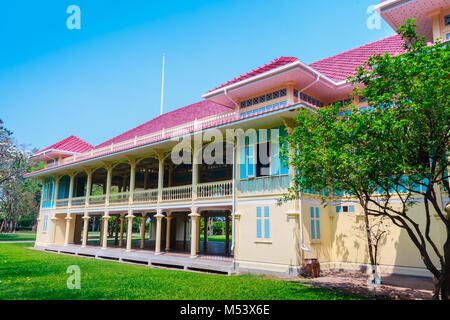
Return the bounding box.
[33,244,235,275]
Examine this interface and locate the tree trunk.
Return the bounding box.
[362,198,376,277]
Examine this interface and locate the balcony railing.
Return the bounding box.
[109,192,130,204]
[55,199,69,208]
[89,194,106,205]
[133,189,158,203]
[71,196,86,207]
[57,110,238,166]
[197,180,232,198]
[162,185,192,201]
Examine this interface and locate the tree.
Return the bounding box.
[283,20,450,299]
[0,119,41,233]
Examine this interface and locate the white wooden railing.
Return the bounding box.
[162,185,192,201]
[89,194,106,205]
[109,192,130,204]
[133,189,158,203]
[58,110,238,166]
[197,180,233,198]
[55,199,69,208]
[71,196,86,207]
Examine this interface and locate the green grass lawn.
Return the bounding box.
[200,234,229,242]
[0,233,36,241]
[0,243,364,300]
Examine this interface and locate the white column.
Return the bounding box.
[105,164,112,206]
[126,210,134,251]
[154,210,164,254]
[128,158,136,204]
[189,210,200,258]
[85,169,93,206]
[101,212,110,249]
[64,214,72,246]
[82,213,89,247]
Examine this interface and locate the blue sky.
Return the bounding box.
[0,0,395,151]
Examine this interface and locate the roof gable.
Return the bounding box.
[34,135,92,155]
[309,34,406,82]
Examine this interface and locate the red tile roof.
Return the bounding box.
[94,100,230,149]
[207,56,299,93]
[34,135,92,155]
[309,34,406,82]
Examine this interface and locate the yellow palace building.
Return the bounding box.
[27,0,450,277]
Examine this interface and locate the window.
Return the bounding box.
[240,126,289,179]
[336,205,355,213]
[256,206,270,239]
[310,207,320,240]
[445,14,450,26]
[43,215,48,232]
[447,33,450,41]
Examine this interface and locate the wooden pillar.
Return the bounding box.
[114,216,119,246]
[140,213,147,249]
[128,157,136,204]
[203,216,208,248]
[165,215,173,251]
[119,216,125,247]
[85,169,93,206]
[225,214,230,253]
[105,163,113,206]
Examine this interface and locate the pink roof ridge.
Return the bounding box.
[94,100,230,149]
[34,135,93,155]
[207,56,299,93]
[309,34,406,82]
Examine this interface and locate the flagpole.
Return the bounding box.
[160,54,165,116]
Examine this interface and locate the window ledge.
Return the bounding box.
[254,239,272,244]
[310,239,321,244]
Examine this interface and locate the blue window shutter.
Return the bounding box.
[239,134,247,179]
[271,127,280,175]
[280,126,289,175]
[349,206,355,212]
[310,207,315,239]
[256,207,262,238]
[264,206,270,238]
[336,206,341,213]
[315,207,320,239]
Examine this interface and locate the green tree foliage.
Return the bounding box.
[283,20,450,299]
[0,119,41,232]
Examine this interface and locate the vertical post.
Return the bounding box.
[39,178,45,210]
[165,214,173,251]
[53,176,60,206]
[192,140,201,201]
[64,214,72,246]
[189,210,200,258]
[140,213,147,249]
[225,214,230,253]
[203,216,208,247]
[154,210,164,254]
[85,169,92,206]
[126,210,134,251]
[114,216,119,245]
[157,153,165,203]
[105,164,113,206]
[128,158,136,204]
[82,213,89,247]
[101,212,110,249]
[119,215,125,247]
[68,173,75,208]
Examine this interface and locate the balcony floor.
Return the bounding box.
[33,243,235,275]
